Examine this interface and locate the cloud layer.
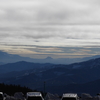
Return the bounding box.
[0,0,100,25]
[0,0,100,58]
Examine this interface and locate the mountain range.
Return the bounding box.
[0,55,100,95]
[1,50,100,64]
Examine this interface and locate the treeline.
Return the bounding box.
[0,83,34,95]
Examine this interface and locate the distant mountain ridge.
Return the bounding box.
[0,51,34,63]
[1,51,100,95]
[1,50,100,64]
[0,57,100,95]
[0,61,55,73]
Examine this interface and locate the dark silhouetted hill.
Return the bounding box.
[1,53,100,95]
[0,83,33,95]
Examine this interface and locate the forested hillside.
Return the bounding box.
[0,83,33,95]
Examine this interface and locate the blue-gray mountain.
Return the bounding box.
[0,57,100,95]
[0,50,100,64]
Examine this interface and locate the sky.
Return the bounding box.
[0,0,100,59]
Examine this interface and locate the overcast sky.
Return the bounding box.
[0,0,100,59]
